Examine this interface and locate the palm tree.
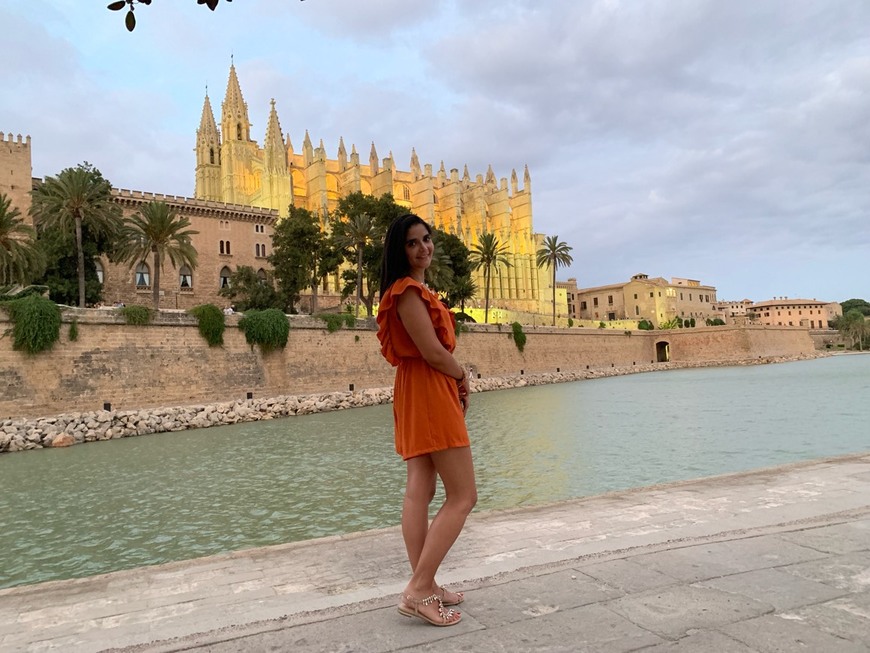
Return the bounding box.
[338,213,376,317]
[425,248,455,294]
[536,235,574,326]
[0,194,44,287]
[469,232,511,324]
[30,164,120,307]
[118,200,198,309]
[450,275,477,315]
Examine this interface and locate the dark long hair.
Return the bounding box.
[379,214,432,297]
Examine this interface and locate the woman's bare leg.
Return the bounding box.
[403,455,436,571]
[403,446,476,620]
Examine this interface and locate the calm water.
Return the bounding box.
[1,354,868,589]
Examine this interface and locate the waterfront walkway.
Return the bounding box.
[2,454,869,652]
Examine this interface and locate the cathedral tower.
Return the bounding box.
[194,93,221,201]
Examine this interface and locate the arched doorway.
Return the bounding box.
[656,340,670,363]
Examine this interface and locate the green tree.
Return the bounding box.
[0,193,44,287]
[431,229,473,306]
[335,212,376,317]
[30,163,121,307]
[218,265,281,311]
[469,232,511,324]
[840,298,870,317]
[838,309,868,350]
[116,200,198,309]
[535,235,574,326]
[269,206,341,314]
[448,274,477,314]
[333,192,405,315]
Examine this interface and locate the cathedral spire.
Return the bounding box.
[338,137,347,171]
[511,168,518,194]
[369,142,379,174]
[410,148,421,178]
[523,164,531,192]
[264,99,286,172]
[485,164,496,186]
[462,164,470,181]
[195,91,221,200]
[197,92,220,144]
[221,62,251,142]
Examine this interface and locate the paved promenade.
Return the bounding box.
[2,453,869,652]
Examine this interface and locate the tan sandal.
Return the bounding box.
[398,593,462,627]
[437,585,465,606]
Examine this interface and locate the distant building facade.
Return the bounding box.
[748,297,841,329]
[571,273,718,327]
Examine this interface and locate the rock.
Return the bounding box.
[50,433,75,448]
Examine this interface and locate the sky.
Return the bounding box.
[1,0,868,303]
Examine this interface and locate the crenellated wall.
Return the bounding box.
[0,131,33,222]
[0,309,816,420]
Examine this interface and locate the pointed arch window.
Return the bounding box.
[135,262,151,288]
[255,244,261,257]
[403,185,411,201]
[220,240,225,254]
[219,266,232,289]
[209,148,215,164]
[257,269,267,284]
[179,265,193,290]
[237,123,242,140]
[94,260,104,284]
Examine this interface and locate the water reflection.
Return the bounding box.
[1,354,868,589]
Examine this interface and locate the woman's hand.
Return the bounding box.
[457,375,470,416]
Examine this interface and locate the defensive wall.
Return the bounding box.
[0,309,817,420]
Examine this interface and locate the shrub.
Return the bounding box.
[567,318,574,328]
[318,313,354,333]
[3,294,62,354]
[511,321,526,353]
[598,321,606,329]
[238,308,289,351]
[638,319,655,330]
[189,303,225,347]
[68,318,79,342]
[119,305,152,325]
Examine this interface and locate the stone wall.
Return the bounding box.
[0,309,816,420]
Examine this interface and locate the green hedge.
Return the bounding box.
[3,294,62,354]
[189,303,225,346]
[511,321,526,353]
[317,312,356,333]
[238,308,289,351]
[119,305,152,325]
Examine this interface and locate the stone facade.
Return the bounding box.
[100,190,279,310]
[0,131,32,223]
[0,307,816,420]
[748,297,841,329]
[195,65,550,315]
[567,274,719,327]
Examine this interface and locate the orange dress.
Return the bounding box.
[377,277,470,460]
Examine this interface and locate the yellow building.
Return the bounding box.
[195,65,551,317]
[569,273,719,327]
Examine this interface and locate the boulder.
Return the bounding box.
[50,433,75,447]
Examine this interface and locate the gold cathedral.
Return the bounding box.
[195,65,551,316]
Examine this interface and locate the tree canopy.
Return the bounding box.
[840,298,870,316]
[30,163,121,307]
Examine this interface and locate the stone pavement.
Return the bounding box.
[2,453,869,653]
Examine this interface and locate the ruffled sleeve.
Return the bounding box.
[376,277,456,366]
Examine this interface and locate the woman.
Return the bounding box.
[376,214,476,627]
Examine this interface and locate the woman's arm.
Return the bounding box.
[396,290,465,379]
[397,290,470,414]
